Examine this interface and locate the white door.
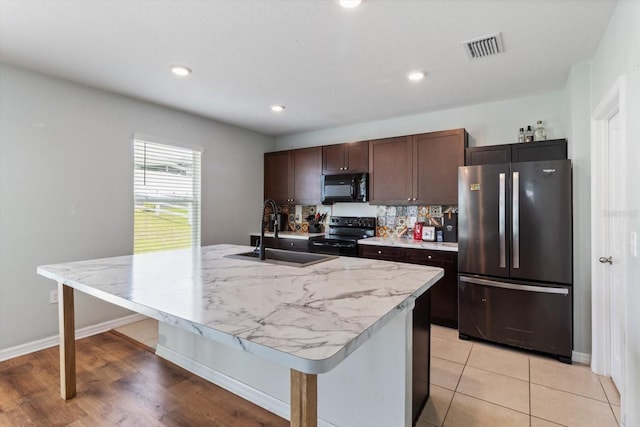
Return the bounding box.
[605,110,625,392]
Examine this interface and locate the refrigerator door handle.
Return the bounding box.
[512,171,520,269]
[499,173,506,268]
[460,276,569,295]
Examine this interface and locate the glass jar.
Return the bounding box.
[525,125,534,143]
[533,120,547,141]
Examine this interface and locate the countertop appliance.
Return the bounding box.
[321,173,368,204]
[308,216,375,257]
[457,159,573,363]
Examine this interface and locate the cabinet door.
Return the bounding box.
[264,151,292,203]
[292,147,322,205]
[465,145,511,165]
[405,249,458,328]
[413,129,467,205]
[323,144,346,174]
[369,136,413,204]
[511,139,567,163]
[345,141,369,173]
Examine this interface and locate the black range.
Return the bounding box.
[308,216,376,257]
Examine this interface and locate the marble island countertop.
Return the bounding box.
[359,237,458,252]
[38,244,443,374]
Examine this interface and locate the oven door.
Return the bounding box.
[308,238,358,256]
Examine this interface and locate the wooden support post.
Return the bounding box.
[290,369,317,427]
[58,283,76,400]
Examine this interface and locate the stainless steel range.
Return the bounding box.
[308,216,376,257]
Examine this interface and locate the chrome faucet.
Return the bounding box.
[259,199,279,260]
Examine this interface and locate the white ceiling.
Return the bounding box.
[0,0,617,136]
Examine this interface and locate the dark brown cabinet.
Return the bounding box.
[358,244,458,328]
[404,248,458,328]
[511,139,567,162]
[369,129,467,205]
[322,141,369,175]
[368,136,413,205]
[466,139,567,166]
[465,145,511,166]
[264,147,322,204]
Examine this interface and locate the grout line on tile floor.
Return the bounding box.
[529,379,612,403]
[454,390,531,417]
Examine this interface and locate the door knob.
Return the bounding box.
[599,256,612,264]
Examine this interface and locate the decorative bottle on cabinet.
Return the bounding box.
[533,120,547,141]
[518,128,525,143]
[525,126,534,143]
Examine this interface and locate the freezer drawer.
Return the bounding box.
[458,275,572,360]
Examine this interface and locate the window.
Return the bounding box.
[133,134,202,253]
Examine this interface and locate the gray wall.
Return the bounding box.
[0,64,275,349]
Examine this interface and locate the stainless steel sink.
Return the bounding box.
[226,248,337,267]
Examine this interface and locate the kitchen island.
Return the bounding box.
[37,244,443,426]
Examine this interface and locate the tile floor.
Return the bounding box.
[115,319,621,427]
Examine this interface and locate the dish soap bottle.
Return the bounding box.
[533,120,547,141]
[525,125,534,143]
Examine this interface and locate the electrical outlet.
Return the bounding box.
[49,289,58,304]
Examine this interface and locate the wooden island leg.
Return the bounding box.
[290,369,317,427]
[58,283,76,400]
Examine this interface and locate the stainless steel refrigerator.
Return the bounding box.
[457,159,573,362]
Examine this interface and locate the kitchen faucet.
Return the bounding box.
[259,199,279,260]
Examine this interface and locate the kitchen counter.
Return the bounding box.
[359,236,458,252]
[250,231,326,240]
[38,244,443,426]
[38,244,442,374]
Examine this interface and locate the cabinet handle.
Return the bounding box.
[290,242,295,246]
[344,166,348,170]
[377,250,382,254]
[427,255,432,259]
[407,197,411,201]
[412,198,416,201]
[340,167,344,170]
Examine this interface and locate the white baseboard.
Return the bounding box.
[0,313,147,362]
[156,344,336,427]
[572,350,591,365]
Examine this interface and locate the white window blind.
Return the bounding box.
[133,136,202,254]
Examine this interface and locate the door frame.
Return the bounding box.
[590,76,627,383]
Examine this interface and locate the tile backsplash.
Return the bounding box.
[269,203,457,238]
[375,205,457,238]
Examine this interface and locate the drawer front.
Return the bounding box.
[458,275,572,358]
[405,248,456,265]
[278,238,309,252]
[358,245,404,261]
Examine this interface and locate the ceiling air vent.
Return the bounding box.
[463,33,504,59]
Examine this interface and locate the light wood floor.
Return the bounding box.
[0,331,288,426]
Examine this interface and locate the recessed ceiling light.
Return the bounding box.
[338,0,362,9]
[171,65,192,76]
[407,71,425,81]
[271,105,285,112]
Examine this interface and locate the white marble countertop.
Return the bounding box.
[359,237,458,252]
[38,244,443,374]
[250,231,326,240]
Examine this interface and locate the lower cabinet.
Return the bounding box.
[249,236,309,252]
[359,244,458,328]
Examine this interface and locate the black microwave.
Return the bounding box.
[321,173,368,204]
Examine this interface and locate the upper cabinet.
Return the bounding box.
[264,147,322,204]
[322,141,369,174]
[466,139,567,165]
[369,129,468,205]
